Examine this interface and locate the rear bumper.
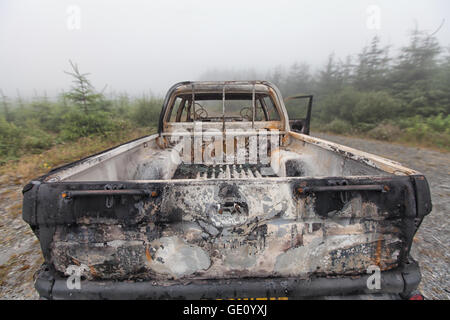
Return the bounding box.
[35,261,421,300]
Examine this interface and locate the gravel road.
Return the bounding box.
[314,133,449,300]
[0,133,448,299]
[0,176,42,300]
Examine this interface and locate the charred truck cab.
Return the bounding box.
[22,81,432,299]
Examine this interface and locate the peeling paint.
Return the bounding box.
[148,236,210,278]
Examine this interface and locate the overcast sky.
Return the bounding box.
[1,0,449,98]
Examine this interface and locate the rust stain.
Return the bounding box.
[145,245,152,263]
[19,265,30,271]
[71,257,80,266]
[265,122,279,130]
[375,238,382,267]
[89,265,97,277]
[155,136,168,149]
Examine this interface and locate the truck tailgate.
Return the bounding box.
[24,174,425,282]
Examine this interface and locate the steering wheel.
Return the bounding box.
[194,103,208,119]
[239,107,252,120]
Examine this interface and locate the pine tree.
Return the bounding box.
[284,62,312,96]
[317,53,343,95]
[355,36,390,90]
[64,60,103,113]
[390,28,442,116]
[266,65,285,91]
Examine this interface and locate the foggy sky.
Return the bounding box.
[1,0,449,98]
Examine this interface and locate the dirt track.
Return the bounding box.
[0,133,448,299]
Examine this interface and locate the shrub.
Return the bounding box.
[130,98,162,127]
[22,126,54,153]
[352,122,376,133]
[425,113,450,133]
[367,123,402,141]
[353,91,402,124]
[60,110,119,141]
[0,117,23,161]
[317,87,362,124]
[323,119,351,134]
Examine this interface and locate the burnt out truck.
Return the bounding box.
[22,81,431,299]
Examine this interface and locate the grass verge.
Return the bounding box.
[0,127,156,184]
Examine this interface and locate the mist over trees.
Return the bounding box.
[1,28,449,164]
[199,29,450,148]
[0,63,160,163]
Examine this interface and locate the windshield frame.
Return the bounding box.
[166,92,279,123]
[159,81,290,134]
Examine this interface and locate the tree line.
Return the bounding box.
[1,28,449,164]
[274,29,449,147]
[202,29,450,148]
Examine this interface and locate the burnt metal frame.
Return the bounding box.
[21,81,432,300]
[157,81,287,135]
